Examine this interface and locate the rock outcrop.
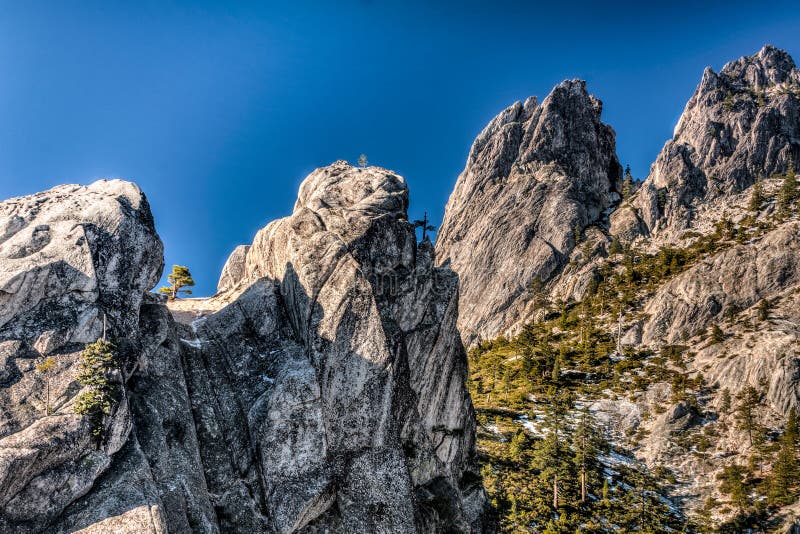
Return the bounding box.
[435,80,622,346]
[216,244,249,293]
[208,161,490,532]
[626,45,800,242]
[0,166,491,533]
[641,221,800,346]
[0,181,169,532]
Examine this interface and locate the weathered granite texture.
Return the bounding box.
[0,167,492,533]
[435,80,622,346]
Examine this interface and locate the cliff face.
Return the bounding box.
[435,80,622,346]
[199,161,490,532]
[0,181,175,532]
[624,44,800,242]
[0,165,491,533]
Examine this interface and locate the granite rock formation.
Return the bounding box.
[0,165,492,533]
[628,44,800,242]
[435,79,622,346]
[441,45,800,525]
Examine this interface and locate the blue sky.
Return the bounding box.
[1,1,798,296]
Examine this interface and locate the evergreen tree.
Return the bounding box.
[551,353,561,383]
[758,298,771,321]
[412,211,436,241]
[710,324,725,344]
[768,424,800,505]
[748,176,764,212]
[735,385,764,447]
[158,265,195,300]
[786,407,800,451]
[573,224,582,246]
[528,275,548,323]
[509,430,527,462]
[778,158,798,217]
[572,407,604,503]
[35,356,57,415]
[608,236,623,255]
[719,388,732,414]
[622,165,635,199]
[601,478,610,506]
[358,153,368,167]
[74,340,118,447]
[656,188,668,213]
[718,463,750,512]
[532,391,574,510]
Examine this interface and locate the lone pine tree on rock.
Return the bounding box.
[35,356,57,415]
[413,211,436,241]
[158,265,195,300]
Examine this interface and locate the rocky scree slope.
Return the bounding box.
[0,165,492,533]
[435,79,622,347]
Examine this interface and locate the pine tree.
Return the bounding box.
[622,165,634,199]
[735,385,763,447]
[74,340,118,446]
[358,154,368,167]
[528,275,548,324]
[710,324,725,344]
[573,224,582,246]
[35,356,57,415]
[786,407,800,451]
[748,176,764,212]
[768,423,800,505]
[719,388,732,414]
[601,478,610,505]
[718,463,749,511]
[778,158,797,217]
[509,430,526,462]
[532,391,574,510]
[572,407,603,504]
[158,265,195,300]
[758,298,771,321]
[551,353,561,383]
[412,211,436,241]
[608,236,623,255]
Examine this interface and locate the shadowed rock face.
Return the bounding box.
[435,80,622,346]
[0,166,492,533]
[630,45,800,241]
[213,161,490,532]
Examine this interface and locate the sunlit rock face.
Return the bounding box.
[0,180,175,533]
[0,167,492,533]
[435,79,622,346]
[437,46,800,523]
[629,44,800,242]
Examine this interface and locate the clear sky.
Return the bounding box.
[1,1,798,296]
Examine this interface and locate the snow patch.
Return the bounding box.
[180,338,205,348]
[190,316,207,333]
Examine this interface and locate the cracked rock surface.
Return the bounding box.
[0,166,492,533]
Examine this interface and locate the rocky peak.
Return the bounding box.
[294,159,409,217]
[436,79,621,345]
[629,45,800,241]
[718,44,797,90]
